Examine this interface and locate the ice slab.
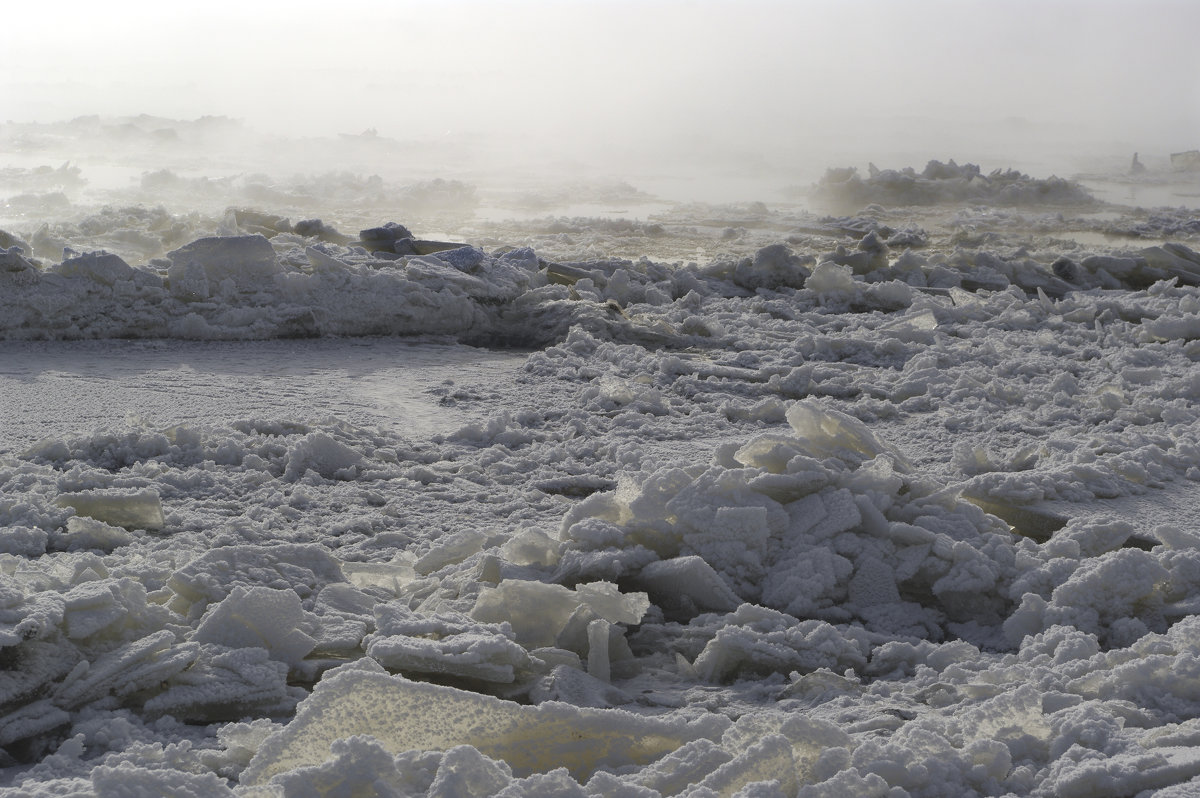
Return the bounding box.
[55,489,164,531]
[166,234,281,286]
[470,579,649,650]
[364,605,532,683]
[632,556,742,617]
[240,661,727,785]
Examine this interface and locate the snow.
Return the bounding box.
[4,120,1200,796]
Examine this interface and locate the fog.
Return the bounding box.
[4,0,1200,199]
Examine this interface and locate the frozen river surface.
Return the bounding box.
[0,339,527,453]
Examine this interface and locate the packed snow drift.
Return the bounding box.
[4,119,1200,797]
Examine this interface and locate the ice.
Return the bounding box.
[784,400,914,472]
[0,526,50,557]
[803,261,857,300]
[691,606,870,683]
[142,644,298,722]
[732,243,812,291]
[0,580,65,647]
[165,234,281,287]
[54,489,164,532]
[632,556,742,617]
[89,763,236,798]
[53,630,189,710]
[427,745,513,798]
[5,127,1200,796]
[52,251,136,286]
[59,517,133,552]
[414,529,489,575]
[1045,745,1200,798]
[364,605,532,683]
[281,431,363,481]
[812,160,1098,212]
[60,578,164,642]
[465,580,648,682]
[163,543,346,620]
[239,660,728,786]
[191,586,318,669]
[529,664,631,708]
[693,733,798,795]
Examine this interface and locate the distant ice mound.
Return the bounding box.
[812,159,1098,211]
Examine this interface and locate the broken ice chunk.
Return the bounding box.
[165,543,346,620]
[192,586,319,669]
[282,431,363,480]
[0,699,71,749]
[690,605,869,683]
[0,639,79,725]
[55,489,164,531]
[734,433,811,474]
[631,556,742,618]
[846,555,902,608]
[1153,524,1200,550]
[52,250,136,285]
[426,744,514,798]
[806,261,857,296]
[144,644,297,722]
[574,582,650,626]
[471,581,580,649]
[340,558,418,596]
[0,581,66,648]
[165,234,281,286]
[694,733,797,796]
[500,528,561,567]
[785,400,914,472]
[54,629,195,710]
[470,579,649,650]
[1140,243,1200,286]
[414,530,488,575]
[530,664,632,708]
[59,516,134,552]
[61,577,164,642]
[627,738,734,795]
[587,619,614,682]
[0,526,49,557]
[364,604,532,683]
[89,762,237,797]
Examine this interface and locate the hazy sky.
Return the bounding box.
[6,1,1199,174]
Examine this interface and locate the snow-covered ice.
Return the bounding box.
[3,121,1200,796]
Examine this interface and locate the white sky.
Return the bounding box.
[5,0,1199,174]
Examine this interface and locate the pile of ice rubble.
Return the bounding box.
[7,224,1200,796]
[7,393,1200,797]
[5,214,1200,345]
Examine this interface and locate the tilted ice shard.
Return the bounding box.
[240,660,728,785]
[784,399,915,472]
